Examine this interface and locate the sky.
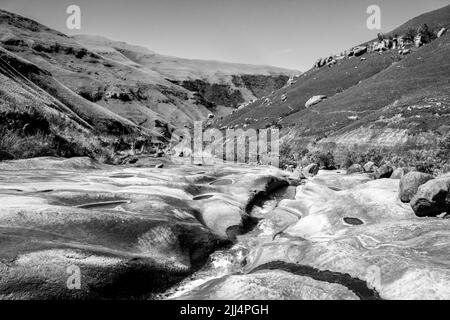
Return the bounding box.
[1,0,449,71]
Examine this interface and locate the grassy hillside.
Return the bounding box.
[217,4,450,167]
[74,35,299,112]
[0,8,298,161]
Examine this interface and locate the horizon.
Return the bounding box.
[0,0,449,71]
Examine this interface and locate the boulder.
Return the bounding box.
[437,28,447,38]
[305,95,327,108]
[347,163,363,174]
[155,163,164,168]
[399,172,434,203]
[363,161,377,173]
[401,49,411,55]
[410,177,450,217]
[302,163,319,177]
[353,46,367,57]
[289,169,305,180]
[375,164,393,179]
[390,167,405,179]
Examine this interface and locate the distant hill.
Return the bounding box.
[0,9,297,160]
[217,4,450,162]
[74,34,299,116]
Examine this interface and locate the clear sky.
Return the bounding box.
[1,0,449,71]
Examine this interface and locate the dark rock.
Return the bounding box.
[375,165,393,179]
[410,177,450,217]
[343,217,364,225]
[302,163,319,177]
[353,46,367,57]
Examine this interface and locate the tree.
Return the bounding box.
[417,23,433,42]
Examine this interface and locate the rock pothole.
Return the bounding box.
[210,178,233,186]
[343,217,364,225]
[192,194,214,201]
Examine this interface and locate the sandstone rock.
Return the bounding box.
[399,172,434,203]
[375,164,393,179]
[302,163,319,177]
[305,95,327,108]
[401,49,411,55]
[242,176,450,300]
[174,270,359,300]
[347,164,363,174]
[0,158,291,299]
[390,167,405,179]
[363,161,377,173]
[437,28,447,38]
[410,177,450,217]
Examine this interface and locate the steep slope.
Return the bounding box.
[388,4,450,36]
[74,35,299,114]
[217,4,450,157]
[0,9,213,132]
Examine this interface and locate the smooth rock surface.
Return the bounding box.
[0,157,288,299]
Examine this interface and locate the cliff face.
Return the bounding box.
[171,74,290,112]
[232,74,290,98]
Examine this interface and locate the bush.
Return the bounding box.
[279,141,297,168]
[339,148,385,168]
[404,28,417,41]
[308,150,336,169]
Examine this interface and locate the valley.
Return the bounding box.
[0,3,450,301]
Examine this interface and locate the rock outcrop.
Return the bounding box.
[171,171,450,300]
[0,157,288,299]
[437,28,447,38]
[305,95,327,108]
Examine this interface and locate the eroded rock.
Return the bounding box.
[399,171,434,203]
[410,177,450,217]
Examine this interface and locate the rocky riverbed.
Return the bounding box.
[0,157,449,300]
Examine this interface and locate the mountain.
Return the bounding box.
[0,9,297,160]
[217,4,450,165]
[74,34,298,116]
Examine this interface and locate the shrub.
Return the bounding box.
[308,150,336,169]
[404,28,417,41]
[279,141,297,168]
